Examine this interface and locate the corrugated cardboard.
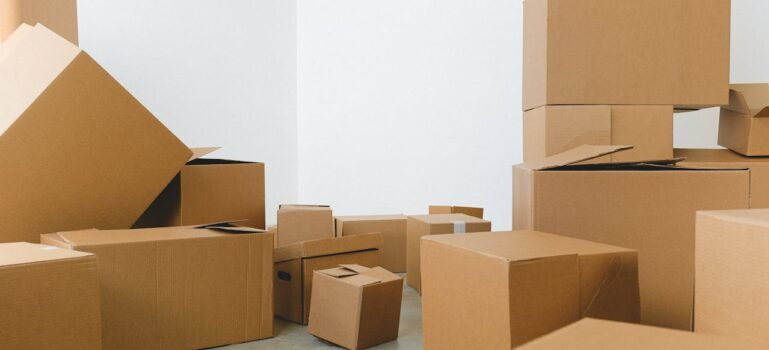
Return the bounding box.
[695,209,769,345]
[41,223,274,350]
[718,84,769,156]
[523,0,730,110]
[421,231,639,349]
[134,147,266,230]
[427,205,484,219]
[0,242,101,350]
[335,214,407,272]
[308,265,403,350]
[0,24,191,244]
[274,233,382,324]
[406,214,491,292]
[276,204,334,247]
[0,0,78,45]
[516,318,765,350]
[268,224,278,248]
[513,145,750,330]
[523,105,673,162]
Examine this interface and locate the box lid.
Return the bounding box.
[274,232,382,263]
[317,265,401,287]
[0,242,92,267]
[408,213,489,225]
[723,84,769,118]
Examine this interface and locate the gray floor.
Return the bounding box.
[217,278,423,350]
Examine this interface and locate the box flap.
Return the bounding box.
[317,264,383,287]
[274,232,382,262]
[521,145,633,170]
[723,84,769,117]
[342,274,382,287]
[319,267,359,278]
[193,221,265,234]
[51,224,262,247]
[188,147,221,162]
[0,242,92,267]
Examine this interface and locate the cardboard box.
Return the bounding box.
[718,84,769,156]
[516,318,764,350]
[41,223,274,350]
[0,242,101,350]
[335,214,407,272]
[421,231,639,349]
[0,0,78,45]
[523,0,730,110]
[695,209,769,345]
[268,224,278,247]
[407,214,491,292]
[513,145,750,330]
[523,105,673,162]
[276,204,334,247]
[134,147,266,230]
[0,24,191,244]
[428,205,484,219]
[308,265,403,350]
[274,233,382,324]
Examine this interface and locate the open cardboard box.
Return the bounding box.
[718,84,769,156]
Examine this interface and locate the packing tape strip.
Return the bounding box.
[452,221,466,234]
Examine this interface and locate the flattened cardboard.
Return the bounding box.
[0,242,101,350]
[523,0,730,110]
[335,214,407,272]
[718,84,769,155]
[41,224,274,350]
[0,24,191,244]
[513,146,750,330]
[421,231,639,349]
[276,204,334,247]
[0,0,78,45]
[428,205,484,219]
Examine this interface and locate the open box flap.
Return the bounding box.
[318,264,382,287]
[188,147,221,162]
[723,84,769,117]
[521,145,633,170]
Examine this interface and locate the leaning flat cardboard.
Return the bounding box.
[421,231,639,350]
[335,214,407,272]
[0,24,191,244]
[523,105,673,162]
[718,84,769,156]
[516,318,764,350]
[427,205,484,219]
[308,265,403,350]
[523,0,730,110]
[0,0,78,45]
[276,204,334,247]
[407,214,491,293]
[513,145,750,330]
[695,209,769,346]
[41,223,274,350]
[274,233,382,324]
[0,242,101,350]
[134,147,266,230]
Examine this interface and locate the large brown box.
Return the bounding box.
[523,105,673,162]
[0,242,101,350]
[0,0,78,44]
[421,231,639,349]
[41,223,274,350]
[718,84,769,156]
[276,204,334,247]
[523,0,730,110]
[273,233,382,325]
[513,145,750,330]
[135,147,266,230]
[406,214,491,293]
[428,205,484,219]
[0,24,190,244]
[335,214,407,272]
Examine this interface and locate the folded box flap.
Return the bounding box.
[318,264,381,286]
[343,274,381,287]
[188,147,221,161]
[194,220,264,234]
[521,145,633,170]
[724,84,769,116]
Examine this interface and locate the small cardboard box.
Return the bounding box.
[718,84,769,156]
[0,242,101,350]
[695,209,769,345]
[523,0,730,110]
[308,265,403,350]
[134,147,266,230]
[0,0,78,45]
[335,214,407,272]
[276,204,334,247]
[41,223,274,350]
[407,214,491,292]
[421,231,639,349]
[516,318,765,350]
[523,105,673,162]
[0,24,191,244]
[428,205,484,219]
[274,233,382,324]
[513,145,750,330]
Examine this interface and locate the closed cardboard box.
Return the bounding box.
[135,147,266,230]
[523,0,730,110]
[274,233,382,324]
[428,205,484,219]
[517,318,764,350]
[0,24,190,244]
[0,242,101,350]
[421,231,639,350]
[277,205,334,247]
[41,223,274,350]
[514,145,750,330]
[335,214,407,272]
[718,84,769,156]
[308,265,403,350]
[523,105,673,162]
[0,0,78,45]
[407,214,491,293]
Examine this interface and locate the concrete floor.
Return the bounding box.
[217,278,423,350]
